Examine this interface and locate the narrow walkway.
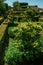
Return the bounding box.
[0,10,12,41]
[0,24,8,41]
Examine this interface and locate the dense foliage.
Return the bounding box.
[5,22,42,65]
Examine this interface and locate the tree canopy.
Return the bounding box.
[0,0,6,15]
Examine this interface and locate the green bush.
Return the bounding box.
[8,27,15,38]
[5,40,24,65]
[39,23,43,28]
[5,22,42,65]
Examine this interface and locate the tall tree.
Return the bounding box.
[0,0,6,15]
[13,1,21,11]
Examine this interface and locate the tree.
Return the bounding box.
[13,1,21,11]
[0,0,5,3]
[0,0,6,15]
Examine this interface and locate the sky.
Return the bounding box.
[5,0,43,8]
